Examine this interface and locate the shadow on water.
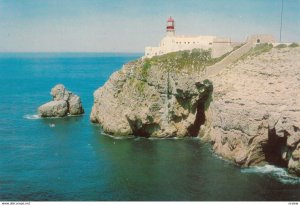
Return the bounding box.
[88,124,300,201]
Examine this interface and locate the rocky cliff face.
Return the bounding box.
[206,46,300,175]
[90,46,300,175]
[90,50,213,137]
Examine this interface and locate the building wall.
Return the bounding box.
[144,33,276,59]
[145,46,163,57]
[246,34,275,44]
[212,37,233,58]
[145,35,233,58]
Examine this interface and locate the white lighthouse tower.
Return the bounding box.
[166,16,175,36]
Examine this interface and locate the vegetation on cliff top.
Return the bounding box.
[238,43,273,62]
[274,43,299,49]
[249,43,273,56]
[289,43,299,48]
[237,43,299,63]
[275,44,288,49]
[143,48,227,73]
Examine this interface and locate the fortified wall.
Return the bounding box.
[145,17,275,58]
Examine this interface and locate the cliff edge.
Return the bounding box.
[206,45,300,175]
[90,50,214,137]
[90,45,300,175]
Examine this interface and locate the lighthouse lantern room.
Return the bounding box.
[166,16,175,36]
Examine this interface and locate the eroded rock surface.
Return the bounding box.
[90,46,300,176]
[90,58,212,138]
[206,47,300,175]
[38,100,68,117]
[38,84,84,117]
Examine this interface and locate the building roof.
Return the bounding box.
[167,16,174,22]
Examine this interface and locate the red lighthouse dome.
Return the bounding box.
[166,16,175,36]
[167,16,174,22]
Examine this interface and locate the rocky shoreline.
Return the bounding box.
[207,46,300,175]
[90,46,300,176]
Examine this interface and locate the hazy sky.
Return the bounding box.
[0,0,299,52]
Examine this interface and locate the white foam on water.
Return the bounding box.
[24,114,71,120]
[100,131,134,139]
[134,137,142,141]
[49,123,55,128]
[241,165,300,184]
[67,113,84,117]
[23,114,41,120]
[148,137,186,140]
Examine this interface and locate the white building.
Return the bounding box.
[145,17,234,58]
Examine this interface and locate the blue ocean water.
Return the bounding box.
[0,53,300,201]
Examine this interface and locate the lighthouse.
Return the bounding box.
[145,17,235,59]
[166,16,175,36]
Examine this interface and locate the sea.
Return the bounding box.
[0,53,300,201]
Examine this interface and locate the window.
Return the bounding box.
[257,39,260,43]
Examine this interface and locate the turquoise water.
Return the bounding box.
[0,53,300,201]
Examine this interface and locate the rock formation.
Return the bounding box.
[205,46,300,175]
[91,50,213,137]
[39,84,84,117]
[90,46,300,176]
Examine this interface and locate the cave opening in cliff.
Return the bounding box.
[263,127,288,168]
[127,118,160,138]
[188,82,213,137]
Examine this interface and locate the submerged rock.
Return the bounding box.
[38,84,84,117]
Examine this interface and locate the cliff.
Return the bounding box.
[207,45,300,175]
[90,49,214,137]
[90,45,300,175]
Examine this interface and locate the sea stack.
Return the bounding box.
[38,84,84,117]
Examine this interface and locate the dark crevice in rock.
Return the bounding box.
[126,117,161,138]
[187,100,206,137]
[187,80,213,137]
[263,127,288,168]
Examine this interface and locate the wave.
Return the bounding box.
[100,131,200,141]
[148,136,199,140]
[24,113,84,120]
[49,123,55,128]
[241,165,300,184]
[23,114,41,120]
[100,131,134,139]
[148,137,180,140]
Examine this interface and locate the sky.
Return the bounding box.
[0,0,299,52]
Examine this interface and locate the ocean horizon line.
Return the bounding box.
[0,52,143,58]
[0,51,143,54]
